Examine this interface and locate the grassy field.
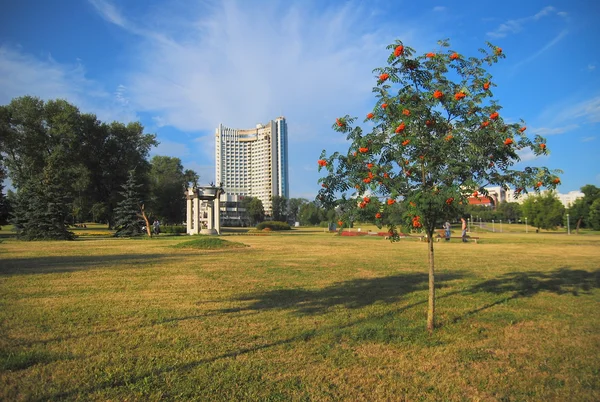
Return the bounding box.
[0,227,599,401]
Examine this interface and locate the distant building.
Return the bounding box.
[555,190,585,208]
[215,117,289,215]
[469,186,584,208]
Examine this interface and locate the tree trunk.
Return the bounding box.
[426,229,435,333]
[139,204,152,237]
[576,218,582,235]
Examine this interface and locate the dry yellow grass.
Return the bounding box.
[0,231,599,401]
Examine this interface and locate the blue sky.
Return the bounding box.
[1,0,598,198]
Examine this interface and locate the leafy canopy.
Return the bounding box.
[521,192,565,230]
[318,40,561,236]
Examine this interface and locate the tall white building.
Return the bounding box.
[482,186,583,208]
[215,117,289,215]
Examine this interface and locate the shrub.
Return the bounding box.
[172,236,247,249]
[162,225,186,234]
[255,221,291,231]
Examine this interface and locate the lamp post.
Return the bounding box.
[492,219,495,232]
[525,217,528,233]
[567,213,570,235]
[500,219,502,233]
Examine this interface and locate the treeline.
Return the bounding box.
[0,96,198,239]
[462,186,600,232]
[239,196,338,227]
[265,187,600,233]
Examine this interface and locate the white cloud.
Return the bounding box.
[152,115,167,127]
[151,140,191,158]
[588,64,596,71]
[487,6,563,38]
[0,45,137,124]
[114,84,129,106]
[516,148,549,163]
[193,135,215,163]
[513,29,568,68]
[536,96,600,130]
[183,161,215,184]
[581,136,595,142]
[558,97,600,124]
[530,124,579,136]
[89,0,425,140]
[533,6,556,20]
[88,0,127,28]
[432,6,446,12]
[516,148,538,163]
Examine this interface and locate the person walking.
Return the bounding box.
[461,217,468,243]
[444,221,451,241]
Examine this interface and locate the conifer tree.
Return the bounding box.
[113,171,145,237]
[11,176,75,240]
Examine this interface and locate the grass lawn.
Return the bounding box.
[0,228,599,401]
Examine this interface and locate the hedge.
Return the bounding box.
[256,221,291,231]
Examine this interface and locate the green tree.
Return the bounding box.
[0,96,157,234]
[81,119,156,228]
[318,40,560,331]
[521,192,565,230]
[242,197,265,225]
[11,163,75,240]
[496,201,521,223]
[184,169,200,188]
[587,198,600,231]
[568,185,600,233]
[0,170,9,227]
[298,201,323,226]
[2,97,88,239]
[90,202,108,224]
[271,195,288,222]
[113,171,146,237]
[287,198,307,223]
[148,156,194,225]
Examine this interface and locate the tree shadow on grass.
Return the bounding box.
[452,267,600,323]
[43,268,600,399]
[218,271,467,316]
[48,294,444,401]
[0,253,195,276]
[468,267,600,297]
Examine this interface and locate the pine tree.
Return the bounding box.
[113,171,144,237]
[11,175,75,240]
[0,174,9,227]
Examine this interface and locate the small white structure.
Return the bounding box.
[186,186,223,235]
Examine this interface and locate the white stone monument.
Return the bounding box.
[186,185,223,235]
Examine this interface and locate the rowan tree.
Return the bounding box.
[317,39,561,331]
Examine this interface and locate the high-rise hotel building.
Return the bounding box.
[215,117,289,215]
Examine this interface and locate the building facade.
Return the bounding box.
[475,186,583,208]
[215,117,289,215]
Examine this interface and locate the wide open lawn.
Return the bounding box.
[1,230,599,401]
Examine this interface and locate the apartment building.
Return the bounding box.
[215,117,289,215]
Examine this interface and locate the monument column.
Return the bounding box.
[214,190,222,235]
[206,201,213,231]
[186,189,193,234]
[214,198,220,235]
[192,195,200,234]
